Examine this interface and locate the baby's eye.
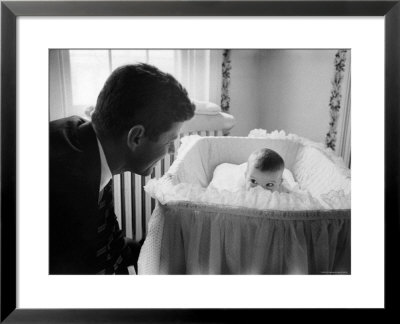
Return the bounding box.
[266,183,274,187]
[250,179,257,184]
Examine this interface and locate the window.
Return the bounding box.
[50,49,221,120]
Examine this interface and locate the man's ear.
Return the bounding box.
[127,125,145,151]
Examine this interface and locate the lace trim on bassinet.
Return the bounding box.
[144,175,343,211]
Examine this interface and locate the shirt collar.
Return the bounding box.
[96,138,112,193]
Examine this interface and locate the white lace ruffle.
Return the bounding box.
[145,175,329,211]
[320,190,351,209]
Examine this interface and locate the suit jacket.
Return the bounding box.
[50,116,127,274]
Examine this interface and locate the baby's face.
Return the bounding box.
[245,163,283,192]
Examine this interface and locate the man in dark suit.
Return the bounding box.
[50,64,195,274]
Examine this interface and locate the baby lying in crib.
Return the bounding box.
[209,148,298,193]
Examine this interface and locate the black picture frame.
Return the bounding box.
[1,0,399,322]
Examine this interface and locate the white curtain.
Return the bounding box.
[335,54,351,168]
[49,49,220,121]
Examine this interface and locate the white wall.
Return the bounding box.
[258,49,337,143]
[228,50,261,136]
[227,49,338,143]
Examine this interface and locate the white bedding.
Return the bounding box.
[208,163,299,193]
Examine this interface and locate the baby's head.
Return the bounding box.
[245,148,284,192]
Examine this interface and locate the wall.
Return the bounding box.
[258,49,337,143]
[228,50,261,136]
[227,49,339,143]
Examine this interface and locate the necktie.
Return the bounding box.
[95,180,125,274]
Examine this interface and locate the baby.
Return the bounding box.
[209,148,296,193]
[245,148,286,192]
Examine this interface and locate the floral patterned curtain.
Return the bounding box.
[221,49,232,112]
[326,50,348,150]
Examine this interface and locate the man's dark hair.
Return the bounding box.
[249,148,285,172]
[91,63,195,141]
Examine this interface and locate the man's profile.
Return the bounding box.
[50,63,195,274]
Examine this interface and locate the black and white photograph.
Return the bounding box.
[3,0,398,319]
[49,49,351,275]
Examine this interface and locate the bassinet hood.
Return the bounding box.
[145,130,351,211]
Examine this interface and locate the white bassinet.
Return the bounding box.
[138,130,351,275]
